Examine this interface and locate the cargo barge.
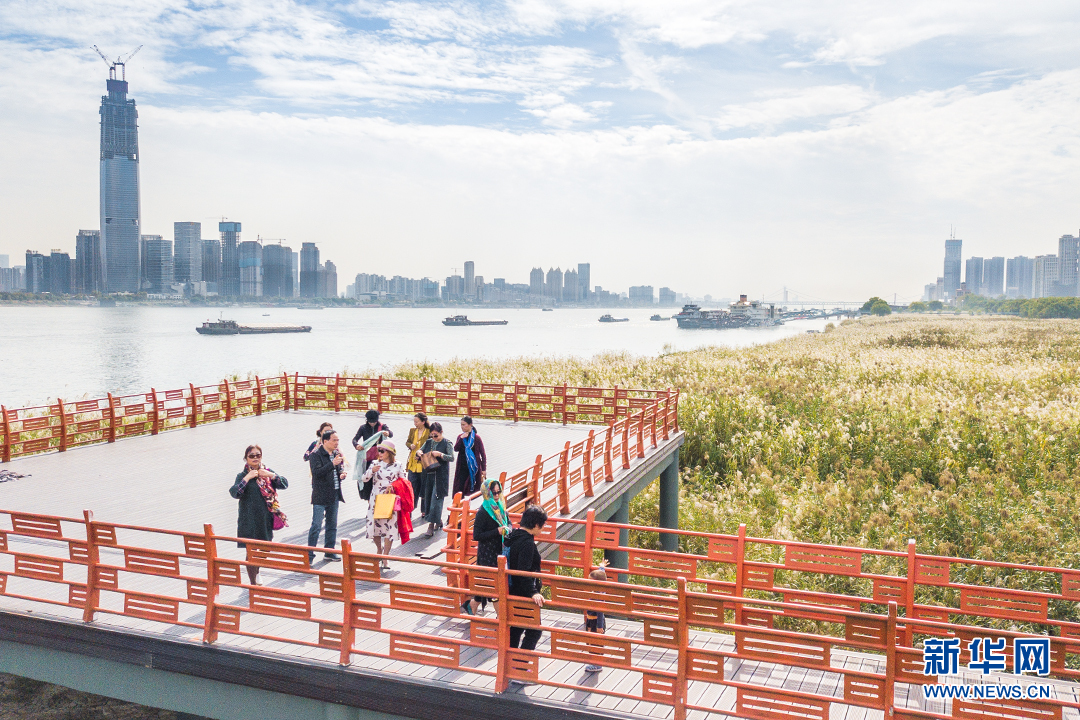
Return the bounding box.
[599,314,629,323]
[197,320,312,335]
[442,315,509,326]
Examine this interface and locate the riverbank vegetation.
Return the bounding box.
[389,315,1080,577]
[960,294,1080,318]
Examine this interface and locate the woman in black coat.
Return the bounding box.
[452,416,487,497]
[229,444,288,585]
[465,475,511,615]
[418,422,455,537]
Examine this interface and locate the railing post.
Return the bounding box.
[905,538,917,646]
[583,508,596,575]
[673,390,680,432]
[885,601,898,716]
[662,390,671,441]
[495,554,510,692]
[604,423,614,482]
[466,379,474,418]
[0,405,10,463]
[557,441,571,515]
[189,383,198,428]
[421,378,429,415]
[649,403,658,448]
[460,498,473,588]
[106,393,117,443]
[292,372,300,411]
[529,455,542,505]
[621,419,631,469]
[57,398,68,451]
[281,372,290,412]
[561,383,567,425]
[582,430,595,497]
[82,510,99,623]
[339,539,355,666]
[254,376,263,416]
[675,577,689,720]
[734,523,746,624]
[150,389,159,435]
[223,379,233,422]
[333,374,341,413]
[636,409,645,458]
[202,523,219,643]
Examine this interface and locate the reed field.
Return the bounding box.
[390,315,1080,590]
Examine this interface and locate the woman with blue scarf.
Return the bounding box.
[452,416,487,498]
[463,475,511,615]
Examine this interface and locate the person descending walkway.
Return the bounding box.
[463,475,511,615]
[418,422,454,537]
[353,410,392,500]
[452,416,486,497]
[506,505,548,655]
[308,430,346,563]
[229,444,288,585]
[303,422,333,461]
[363,440,405,569]
[405,412,430,505]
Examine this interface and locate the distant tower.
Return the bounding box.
[219,221,242,296]
[943,233,962,299]
[96,46,144,293]
[464,261,475,297]
[577,263,590,301]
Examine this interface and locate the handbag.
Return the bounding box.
[373,493,397,520]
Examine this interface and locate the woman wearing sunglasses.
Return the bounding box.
[463,475,511,615]
[362,440,406,568]
[229,444,288,585]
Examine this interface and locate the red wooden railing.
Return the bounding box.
[0,376,673,462]
[0,507,1075,720]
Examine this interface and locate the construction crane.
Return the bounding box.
[91,44,143,81]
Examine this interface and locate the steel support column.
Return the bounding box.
[659,449,680,552]
[603,491,630,583]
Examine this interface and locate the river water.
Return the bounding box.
[0,306,830,407]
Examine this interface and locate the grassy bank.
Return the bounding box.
[388,315,1080,577]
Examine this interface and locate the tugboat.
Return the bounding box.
[442,315,509,326]
[197,319,312,335]
[598,314,629,323]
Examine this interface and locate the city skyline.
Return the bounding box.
[1,3,1079,300]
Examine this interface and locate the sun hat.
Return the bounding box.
[377,440,397,455]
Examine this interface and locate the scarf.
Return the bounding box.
[463,429,479,493]
[480,476,511,534]
[248,466,287,528]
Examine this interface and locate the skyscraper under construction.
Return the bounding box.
[99,68,141,292]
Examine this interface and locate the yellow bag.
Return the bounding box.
[373,493,397,520]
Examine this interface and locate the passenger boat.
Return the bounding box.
[196,320,312,335]
[442,315,509,326]
[599,314,629,323]
[674,295,782,329]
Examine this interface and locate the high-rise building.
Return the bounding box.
[563,269,578,302]
[659,287,676,306]
[1006,257,1034,299]
[983,257,1005,297]
[25,251,45,293]
[141,235,173,293]
[201,238,221,288]
[577,263,590,301]
[322,260,338,298]
[262,242,293,297]
[545,267,563,300]
[219,221,241,296]
[1033,254,1059,298]
[173,222,202,284]
[464,261,475,297]
[0,266,23,292]
[629,285,655,304]
[1058,234,1079,296]
[299,243,320,298]
[45,250,73,295]
[288,249,299,298]
[443,274,465,301]
[964,257,984,296]
[944,237,962,299]
[530,268,544,295]
[0,255,7,268]
[75,230,103,294]
[238,240,262,296]
[99,71,141,293]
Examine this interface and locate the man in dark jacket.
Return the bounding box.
[308,430,346,562]
[505,504,548,651]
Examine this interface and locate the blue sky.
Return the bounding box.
[1,0,1078,299]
